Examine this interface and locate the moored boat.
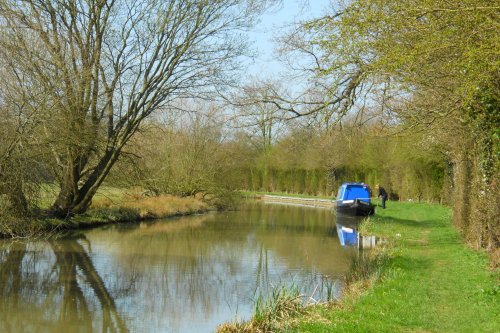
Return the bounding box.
[335,182,375,216]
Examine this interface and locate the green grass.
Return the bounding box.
[286,202,499,333]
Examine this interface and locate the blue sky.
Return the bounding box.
[245,0,329,77]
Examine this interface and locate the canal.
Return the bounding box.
[0,202,358,333]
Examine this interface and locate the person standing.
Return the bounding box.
[376,184,388,209]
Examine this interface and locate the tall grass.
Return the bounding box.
[341,248,389,299]
[90,188,208,217]
[253,286,303,328]
[121,194,208,218]
[217,285,304,333]
[63,193,209,228]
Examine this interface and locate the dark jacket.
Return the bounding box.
[378,187,388,198]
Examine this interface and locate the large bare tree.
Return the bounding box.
[0,0,275,217]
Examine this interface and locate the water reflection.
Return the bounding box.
[335,215,382,249]
[0,237,127,333]
[0,203,354,333]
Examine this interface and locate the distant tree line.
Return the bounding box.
[112,110,449,205]
[229,126,449,203]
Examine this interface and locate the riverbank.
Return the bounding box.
[240,191,333,200]
[254,194,334,208]
[1,187,211,237]
[44,193,210,231]
[220,201,499,332]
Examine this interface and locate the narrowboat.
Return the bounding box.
[335,182,375,216]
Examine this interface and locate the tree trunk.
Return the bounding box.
[452,150,473,235]
[51,149,120,217]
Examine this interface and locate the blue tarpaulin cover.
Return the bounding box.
[337,183,371,203]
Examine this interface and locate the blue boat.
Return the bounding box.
[335,182,375,216]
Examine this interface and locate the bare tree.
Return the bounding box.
[232,80,287,152]
[127,106,229,198]
[0,0,276,217]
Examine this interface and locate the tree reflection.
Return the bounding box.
[0,204,356,333]
[0,242,26,333]
[0,237,128,333]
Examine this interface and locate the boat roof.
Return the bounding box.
[337,182,372,203]
[341,182,370,188]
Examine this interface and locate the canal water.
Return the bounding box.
[0,202,358,333]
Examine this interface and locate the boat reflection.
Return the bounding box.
[335,215,381,250]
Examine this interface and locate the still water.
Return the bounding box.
[0,202,357,333]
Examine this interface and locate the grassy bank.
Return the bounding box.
[224,201,499,332]
[44,188,210,230]
[1,187,210,237]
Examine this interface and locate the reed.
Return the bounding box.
[217,285,304,333]
[121,194,208,218]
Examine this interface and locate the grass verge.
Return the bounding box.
[219,201,499,333]
[42,192,209,231]
[289,202,499,333]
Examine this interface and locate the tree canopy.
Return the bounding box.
[294,0,499,251]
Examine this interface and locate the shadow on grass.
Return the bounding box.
[373,215,446,230]
[389,253,433,272]
[372,214,462,246]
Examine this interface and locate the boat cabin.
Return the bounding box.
[336,183,372,203]
[335,182,375,216]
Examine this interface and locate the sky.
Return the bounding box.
[245,0,330,77]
